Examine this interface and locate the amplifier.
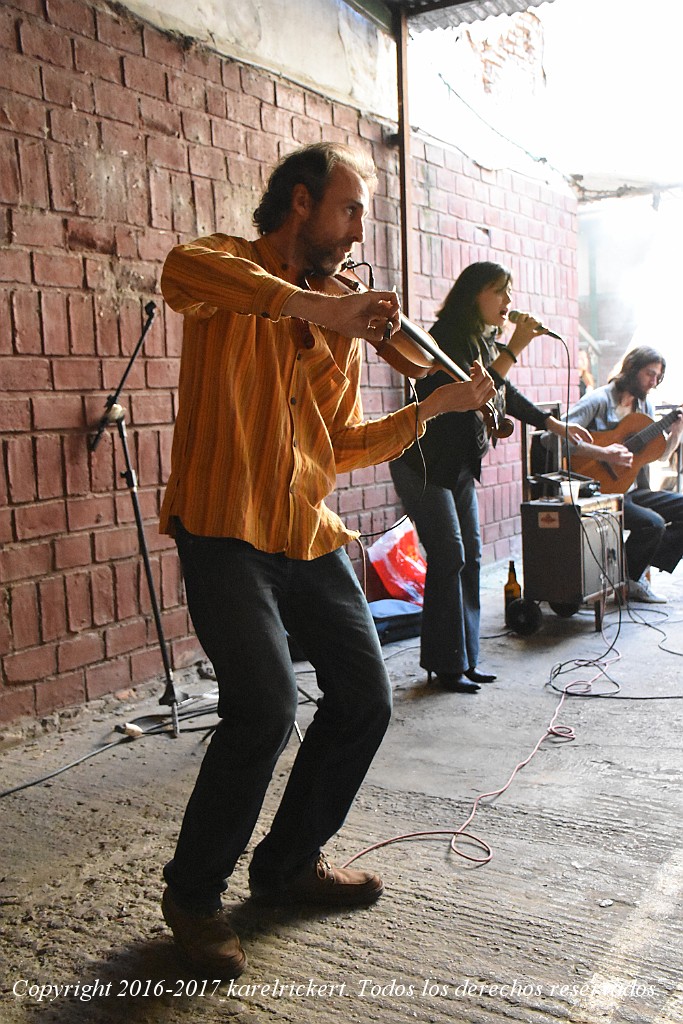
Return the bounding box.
[521,495,624,612]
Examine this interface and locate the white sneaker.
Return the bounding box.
[627,577,667,604]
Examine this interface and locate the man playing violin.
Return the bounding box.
[158,141,495,976]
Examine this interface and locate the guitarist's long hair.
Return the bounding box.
[611,346,666,394]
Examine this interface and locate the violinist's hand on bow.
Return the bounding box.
[284,288,400,341]
[418,360,496,426]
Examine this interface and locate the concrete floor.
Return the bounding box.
[1,559,682,1024]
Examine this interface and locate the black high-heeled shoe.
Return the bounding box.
[464,667,497,683]
[427,670,480,694]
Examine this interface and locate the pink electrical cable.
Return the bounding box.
[342,690,576,870]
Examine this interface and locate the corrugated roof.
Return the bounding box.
[386,0,556,32]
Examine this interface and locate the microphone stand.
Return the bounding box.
[89,302,187,736]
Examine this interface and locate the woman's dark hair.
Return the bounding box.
[253,142,377,235]
[435,261,512,342]
[611,346,666,391]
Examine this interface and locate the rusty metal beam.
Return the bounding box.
[392,4,414,320]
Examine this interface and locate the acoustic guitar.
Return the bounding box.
[571,408,682,493]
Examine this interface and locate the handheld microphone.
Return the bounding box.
[508,309,563,341]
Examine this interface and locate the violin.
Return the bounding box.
[310,263,514,440]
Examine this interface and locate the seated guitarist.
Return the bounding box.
[564,346,683,603]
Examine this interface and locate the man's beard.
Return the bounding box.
[625,373,650,402]
[301,226,351,279]
[303,244,345,278]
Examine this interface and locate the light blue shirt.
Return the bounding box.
[566,382,655,489]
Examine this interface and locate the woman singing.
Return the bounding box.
[390,262,590,693]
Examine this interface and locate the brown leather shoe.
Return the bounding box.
[161,889,246,977]
[250,853,384,906]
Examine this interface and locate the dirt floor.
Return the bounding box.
[1,560,682,1024]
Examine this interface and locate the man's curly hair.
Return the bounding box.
[253,142,377,236]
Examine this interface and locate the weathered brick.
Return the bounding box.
[129,393,173,425]
[3,52,43,98]
[11,289,41,354]
[169,173,195,234]
[167,70,207,111]
[4,642,57,683]
[147,136,188,173]
[38,574,67,641]
[0,685,37,724]
[6,436,36,503]
[52,357,100,391]
[35,670,86,715]
[33,252,83,288]
[65,219,115,255]
[85,655,131,699]
[58,630,103,671]
[211,119,245,154]
[54,531,91,570]
[182,109,212,146]
[15,499,67,540]
[96,8,143,54]
[135,428,160,487]
[10,580,40,649]
[142,23,184,68]
[0,93,47,139]
[188,144,227,180]
[0,397,31,432]
[0,138,20,205]
[66,495,115,532]
[32,393,84,430]
[304,93,332,124]
[130,646,165,684]
[12,210,64,250]
[64,569,91,631]
[290,117,319,148]
[139,95,181,136]
[101,358,144,392]
[46,0,96,35]
[170,635,203,670]
[225,90,261,130]
[123,52,166,97]
[91,564,114,625]
[185,46,221,84]
[245,129,279,165]
[43,65,95,111]
[74,35,122,82]
[20,17,73,67]
[0,540,53,584]
[105,617,147,657]
[0,249,32,285]
[93,79,137,125]
[63,298,91,358]
[49,107,100,149]
[94,526,139,563]
[35,435,63,499]
[146,358,179,390]
[137,228,174,262]
[46,145,77,212]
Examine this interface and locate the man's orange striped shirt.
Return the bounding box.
[159,234,422,560]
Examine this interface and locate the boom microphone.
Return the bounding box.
[508,309,562,341]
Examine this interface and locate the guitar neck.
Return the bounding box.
[626,408,680,454]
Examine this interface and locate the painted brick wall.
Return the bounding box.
[0,0,578,726]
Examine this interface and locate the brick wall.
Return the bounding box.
[0,0,578,726]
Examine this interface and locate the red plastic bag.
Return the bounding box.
[366,519,425,606]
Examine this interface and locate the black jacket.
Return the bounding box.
[396,324,549,489]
